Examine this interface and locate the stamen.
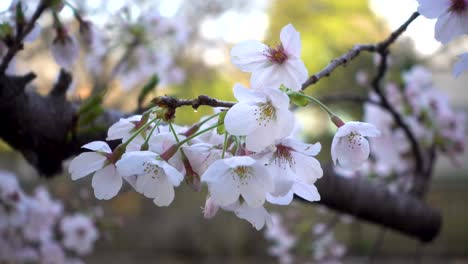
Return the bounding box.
[273,145,295,169]
[347,132,363,149]
[264,44,288,64]
[254,102,276,127]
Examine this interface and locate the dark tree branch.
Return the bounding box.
[0,1,49,74]
[311,167,441,242]
[301,12,420,91]
[152,95,235,110]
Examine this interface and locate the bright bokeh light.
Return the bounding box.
[370,0,441,56]
[0,0,12,13]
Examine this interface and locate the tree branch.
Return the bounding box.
[301,12,420,91]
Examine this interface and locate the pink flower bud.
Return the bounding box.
[203,197,219,219]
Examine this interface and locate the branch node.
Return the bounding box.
[50,69,72,98]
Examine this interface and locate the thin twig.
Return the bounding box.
[0,2,49,74]
[301,12,420,91]
[152,94,235,110]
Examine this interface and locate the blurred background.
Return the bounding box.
[1,0,467,263]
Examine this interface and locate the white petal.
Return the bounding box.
[208,176,241,206]
[275,108,295,139]
[416,0,451,18]
[331,135,339,165]
[230,40,269,72]
[282,138,321,156]
[69,153,106,180]
[224,103,258,136]
[281,58,308,91]
[161,162,184,186]
[292,152,323,184]
[233,83,266,103]
[107,120,135,140]
[245,122,278,152]
[335,122,380,138]
[91,165,122,200]
[434,11,466,44]
[240,165,273,208]
[225,156,256,168]
[201,159,230,182]
[293,182,320,202]
[136,173,175,206]
[234,204,272,230]
[265,88,290,110]
[453,53,468,78]
[335,136,370,170]
[266,191,294,205]
[267,164,295,197]
[280,24,301,57]
[82,141,112,153]
[250,64,281,90]
[115,151,157,176]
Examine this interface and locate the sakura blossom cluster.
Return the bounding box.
[68,23,380,230]
[0,171,99,263]
[0,1,187,90]
[416,0,468,77]
[341,65,466,192]
[264,209,349,264]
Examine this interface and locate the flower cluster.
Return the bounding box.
[264,209,349,264]
[69,24,380,230]
[416,0,468,77]
[0,171,99,263]
[340,65,466,192]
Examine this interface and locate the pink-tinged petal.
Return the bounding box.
[282,139,321,156]
[416,0,451,18]
[435,11,466,44]
[335,136,370,170]
[51,36,80,69]
[135,173,175,206]
[292,152,323,184]
[152,181,175,207]
[91,165,122,200]
[231,40,269,72]
[335,122,380,138]
[233,203,272,230]
[282,58,308,91]
[69,153,106,180]
[453,53,468,78]
[292,182,320,202]
[280,24,301,57]
[161,162,184,186]
[224,103,258,136]
[82,141,112,153]
[266,191,294,205]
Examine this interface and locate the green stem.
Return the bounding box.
[290,92,337,117]
[198,111,222,128]
[169,122,180,143]
[142,119,161,146]
[122,116,159,147]
[176,123,222,148]
[221,133,229,159]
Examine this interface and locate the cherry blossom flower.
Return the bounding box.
[223,201,272,230]
[263,138,323,198]
[224,84,294,152]
[68,141,123,200]
[51,30,79,69]
[331,122,381,170]
[201,156,274,208]
[453,52,468,77]
[231,23,308,91]
[115,151,184,206]
[60,214,99,256]
[183,143,225,175]
[416,0,468,44]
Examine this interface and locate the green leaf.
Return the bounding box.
[289,93,309,107]
[0,23,13,39]
[138,74,159,108]
[78,94,103,115]
[216,111,227,135]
